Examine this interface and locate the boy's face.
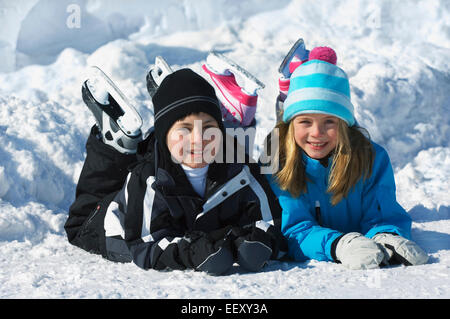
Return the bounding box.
[166,112,222,169]
[292,113,338,160]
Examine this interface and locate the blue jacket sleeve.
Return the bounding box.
[269,182,342,262]
[360,144,412,239]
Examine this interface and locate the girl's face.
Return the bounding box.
[166,112,221,169]
[292,113,339,160]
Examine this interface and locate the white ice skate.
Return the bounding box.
[278,38,310,79]
[82,66,143,154]
[146,56,173,98]
[277,38,310,105]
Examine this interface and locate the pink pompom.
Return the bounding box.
[309,46,337,65]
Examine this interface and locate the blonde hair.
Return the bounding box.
[273,119,374,205]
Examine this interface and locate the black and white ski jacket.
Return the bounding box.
[103,132,285,270]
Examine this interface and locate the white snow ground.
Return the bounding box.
[0,0,449,299]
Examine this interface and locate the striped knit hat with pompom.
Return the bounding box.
[282,46,355,126]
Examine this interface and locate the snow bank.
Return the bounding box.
[396,147,450,211]
[0,0,39,72]
[0,200,65,243]
[0,94,84,208]
[2,0,290,71]
[0,0,449,298]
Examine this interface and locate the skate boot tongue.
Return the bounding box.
[117,112,142,137]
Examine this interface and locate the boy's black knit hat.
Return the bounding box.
[152,68,224,146]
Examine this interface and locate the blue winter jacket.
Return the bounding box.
[268,141,411,262]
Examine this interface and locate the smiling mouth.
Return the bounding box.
[308,142,327,147]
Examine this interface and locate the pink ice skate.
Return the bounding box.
[202,52,264,127]
[277,38,310,102]
[278,43,337,99]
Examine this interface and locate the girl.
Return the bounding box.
[65,68,286,275]
[266,47,428,269]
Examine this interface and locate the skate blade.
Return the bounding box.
[87,66,142,137]
[206,51,265,94]
[150,56,173,86]
[278,38,309,78]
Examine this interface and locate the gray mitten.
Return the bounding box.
[372,233,429,266]
[335,232,385,270]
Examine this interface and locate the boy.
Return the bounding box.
[65,68,286,275]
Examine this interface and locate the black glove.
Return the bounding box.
[178,227,234,276]
[154,240,186,271]
[235,222,287,258]
[233,221,287,272]
[151,236,187,271]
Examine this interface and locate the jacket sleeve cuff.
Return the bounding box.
[329,233,345,263]
[365,225,408,239]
